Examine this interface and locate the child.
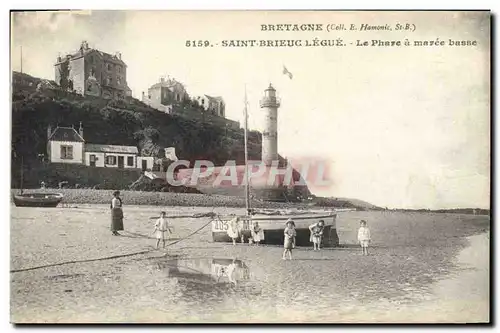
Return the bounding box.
[283,219,296,260]
[152,211,172,249]
[309,220,325,251]
[251,221,265,246]
[357,219,371,255]
[227,216,241,245]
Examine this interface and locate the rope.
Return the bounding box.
[10,218,214,274]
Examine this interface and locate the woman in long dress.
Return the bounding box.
[110,190,124,236]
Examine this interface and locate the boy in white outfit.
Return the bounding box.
[357,220,371,255]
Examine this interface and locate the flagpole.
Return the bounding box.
[243,85,251,215]
[20,46,23,74]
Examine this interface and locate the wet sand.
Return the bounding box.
[10,205,490,323]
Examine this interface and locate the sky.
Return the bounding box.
[10,10,490,209]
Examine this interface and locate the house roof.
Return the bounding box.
[149,78,184,90]
[85,143,138,154]
[48,127,85,142]
[56,48,126,66]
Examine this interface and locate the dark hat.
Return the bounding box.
[113,190,120,196]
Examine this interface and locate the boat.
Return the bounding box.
[210,85,340,247]
[12,156,64,208]
[13,193,64,208]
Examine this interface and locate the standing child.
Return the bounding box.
[283,219,296,260]
[357,219,371,255]
[152,211,172,249]
[251,221,265,246]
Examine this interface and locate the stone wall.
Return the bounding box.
[13,162,142,190]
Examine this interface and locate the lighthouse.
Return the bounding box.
[259,84,281,166]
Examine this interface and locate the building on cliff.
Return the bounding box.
[47,122,155,171]
[142,76,189,112]
[142,76,238,129]
[54,41,132,99]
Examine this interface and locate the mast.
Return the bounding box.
[20,46,23,74]
[243,86,251,215]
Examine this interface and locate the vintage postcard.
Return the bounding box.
[10,10,490,323]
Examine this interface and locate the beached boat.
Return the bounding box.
[212,211,339,246]
[14,193,63,207]
[13,157,64,208]
[13,192,64,207]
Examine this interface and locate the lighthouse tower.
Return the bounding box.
[259,84,281,166]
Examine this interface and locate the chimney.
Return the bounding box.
[116,52,121,60]
[160,77,165,83]
[79,121,83,139]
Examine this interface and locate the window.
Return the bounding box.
[127,156,134,166]
[107,63,112,71]
[106,155,116,165]
[117,77,121,85]
[90,56,94,64]
[117,66,121,73]
[60,145,73,160]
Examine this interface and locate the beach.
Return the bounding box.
[10,205,490,323]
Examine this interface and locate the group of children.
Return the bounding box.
[151,211,372,256]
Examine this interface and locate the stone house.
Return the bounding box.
[142,76,188,112]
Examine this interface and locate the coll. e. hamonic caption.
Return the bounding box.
[184,23,479,48]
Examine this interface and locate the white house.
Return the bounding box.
[47,124,157,171]
[84,143,139,169]
[47,126,85,164]
[137,156,155,171]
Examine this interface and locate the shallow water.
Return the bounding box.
[10,205,490,323]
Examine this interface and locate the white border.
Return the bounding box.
[2,1,497,332]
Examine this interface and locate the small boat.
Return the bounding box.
[13,192,64,208]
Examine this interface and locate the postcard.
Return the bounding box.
[10,10,490,323]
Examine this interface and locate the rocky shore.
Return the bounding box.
[11,188,302,209]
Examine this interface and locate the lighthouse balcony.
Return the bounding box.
[259,96,281,108]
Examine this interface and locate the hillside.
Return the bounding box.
[11,71,309,199]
